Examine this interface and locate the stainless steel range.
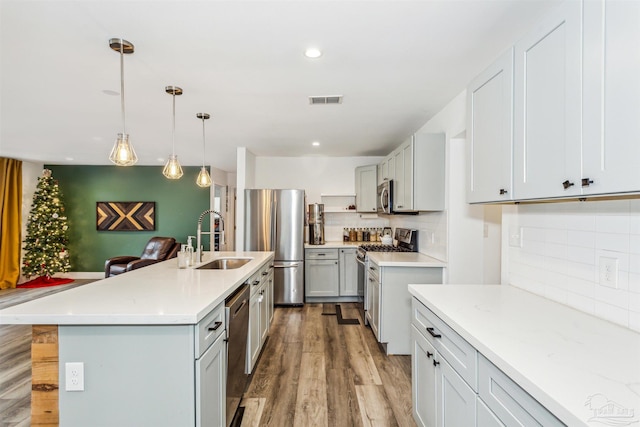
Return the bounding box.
[357,228,418,322]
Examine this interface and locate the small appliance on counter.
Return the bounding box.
[308,203,325,245]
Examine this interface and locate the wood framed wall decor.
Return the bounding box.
[96,201,155,231]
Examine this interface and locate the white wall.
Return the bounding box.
[505,199,640,332]
[253,156,383,204]
[389,91,494,284]
[235,148,256,250]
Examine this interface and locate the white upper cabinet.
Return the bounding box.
[394,137,413,211]
[466,48,514,203]
[355,164,378,212]
[582,0,640,195]
[513,0,583,200]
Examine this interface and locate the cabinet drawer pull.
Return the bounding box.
[562,180,575,189]
[426,327,441,338]
[499,188,508,195]
[208,321,223,332]
[397,205,404,208]
[433,359,440,367]
[427,351,433,359]
[252,280,260,286]
[582,178,594,187]
[262,271,268,276]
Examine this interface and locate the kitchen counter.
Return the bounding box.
[305,241,360,248]
[0,251,274,325]
[408,284,640,426]
[368,251,446,267]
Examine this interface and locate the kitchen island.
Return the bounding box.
[409,284,640,426]
[0,251,274,427]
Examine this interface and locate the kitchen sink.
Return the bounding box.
[196,257,252,270]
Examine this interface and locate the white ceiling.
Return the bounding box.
[0,0,562,172]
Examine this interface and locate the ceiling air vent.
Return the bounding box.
[309,95,343,105]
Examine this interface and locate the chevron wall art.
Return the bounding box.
[96,202,155,231]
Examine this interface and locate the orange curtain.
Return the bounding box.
[0,158,22,289]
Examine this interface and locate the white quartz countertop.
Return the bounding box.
[305,241,360,249]
[408,284,640,426]
[369,252,446,267]
[0,251,274,326]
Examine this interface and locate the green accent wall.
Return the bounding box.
[46,165,210,272]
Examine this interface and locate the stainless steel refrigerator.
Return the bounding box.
[244,189,305,305]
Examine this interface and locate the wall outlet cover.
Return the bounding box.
[598,256,619,289]
[65,362,85,391]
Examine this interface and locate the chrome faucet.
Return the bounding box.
[196,209,225,262]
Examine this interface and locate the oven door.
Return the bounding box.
[377,180,393,214]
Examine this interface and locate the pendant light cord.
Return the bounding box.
[201,118,206,167]
[120,43,126,135]
[172,93,176,156]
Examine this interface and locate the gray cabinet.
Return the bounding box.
[247,264,273,374]
[466,48,514,203]
[339,248,358,296]
[411,297,563,427]
[196,330,226,427]
[513,0,583,200]
[355,165,378,212]
[305,248,339,297]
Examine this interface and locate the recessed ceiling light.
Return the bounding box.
[304,48,322,59]
[312,141,320,147]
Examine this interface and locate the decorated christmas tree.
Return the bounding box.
[22,169,71,279]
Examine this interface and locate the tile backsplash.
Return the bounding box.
[507,199,640,332]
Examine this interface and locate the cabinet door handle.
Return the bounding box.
[262,271,268,276]
[499,188,508,195]
[582,178,594,187]
[562,180,575,189]
[427,351,433,359]
[433,360,440,367]
[426,327,441,338]
[397,205,404,208]
[317,253,326,256]
[253,280,260,286]
[208,321,223,332]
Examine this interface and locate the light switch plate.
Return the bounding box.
[509,227,523,248]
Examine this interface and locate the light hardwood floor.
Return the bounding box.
[241,303,416,427]
[0,288,415,427]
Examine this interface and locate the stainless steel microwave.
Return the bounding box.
[377,180,393,214]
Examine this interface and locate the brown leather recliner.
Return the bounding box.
[104,236,181,278]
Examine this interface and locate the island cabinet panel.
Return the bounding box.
[31,325,59,426]
[58,325,197,427]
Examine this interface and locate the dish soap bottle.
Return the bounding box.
[186,236,195,266]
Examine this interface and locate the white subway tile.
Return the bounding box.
[545,229,568,245]
[566,246,595,264]
[629,312,640,333]
[566,292,595,314]
[629,273,640,294]
[630,235,640,255]
[566,214,596,231]
[595,232,630,253]
[594,285,629,309]
[594,301,629,328]
[567,230,595,248]
[629,255,640,274]
[566,276,595,298]
[566,261,596,282]
[596,215,630,234]
[544,284,568,304]
[629,293,640,313]
[594,199,630,215]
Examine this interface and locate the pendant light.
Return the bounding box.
[108,38,138,166]
[196,113,212,188]
[163,86,184,179]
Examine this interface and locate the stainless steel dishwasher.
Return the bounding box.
[225,283,250,427]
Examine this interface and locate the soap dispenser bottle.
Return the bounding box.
[186,236,195,266]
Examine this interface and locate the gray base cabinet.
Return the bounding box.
[247,263,274,374]
[196,331,227,427]
[411,297,563,427]
[368,258,443,354]
[306,248,358,299]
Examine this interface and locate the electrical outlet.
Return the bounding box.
[65,362,84,391]
[599,257,619,289]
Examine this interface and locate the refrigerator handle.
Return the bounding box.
[271,197,277,247]
[273,262,300,268]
